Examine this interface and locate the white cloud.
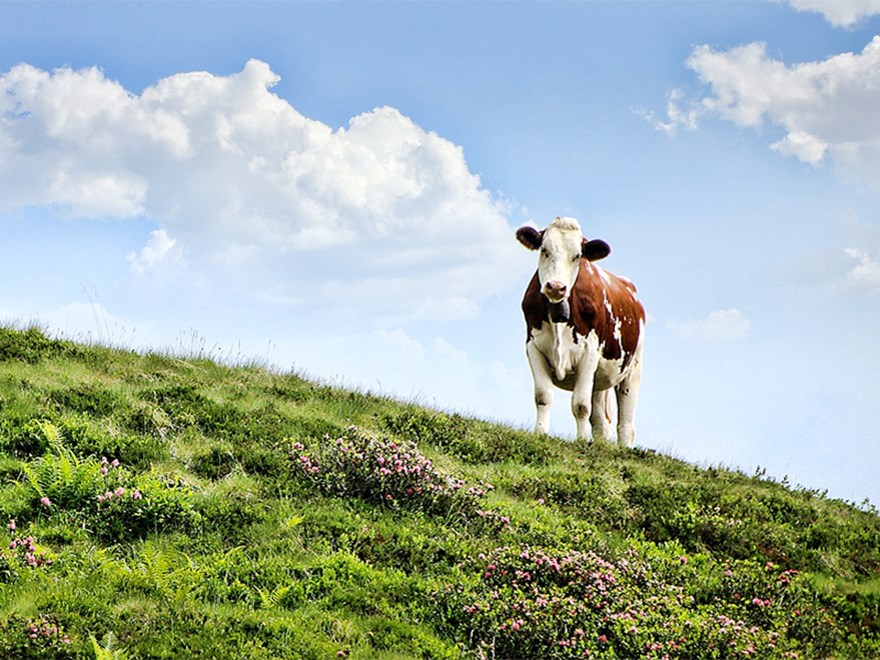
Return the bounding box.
[784,0,880,27]
[639,89,702,136]
[770,130,828,165]
[843,247,880,291]
[667,308,751,341]
[127,228,184,274]
[655,36,880,189]
[0,60,520,321]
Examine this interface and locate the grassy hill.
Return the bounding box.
[1,325,879,659]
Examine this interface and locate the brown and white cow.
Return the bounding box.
[517,216,645,446]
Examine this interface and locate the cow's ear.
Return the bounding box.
[516,226,544,251]
[582,239,611,261]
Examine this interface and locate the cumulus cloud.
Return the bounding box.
[784,0,880,27]
[667,308,751,341]
[0,60,520,321]
[770,130,828,165]
[843,248,880,291]
[127,228,184,274]
[653,36,880,189]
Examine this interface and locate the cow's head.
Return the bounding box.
[517,217,611,319]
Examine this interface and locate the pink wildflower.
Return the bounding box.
[7,519,15,531]
[40,497,52,507]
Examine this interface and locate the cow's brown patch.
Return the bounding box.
[522,260,644,368]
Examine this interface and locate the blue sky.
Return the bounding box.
[2,1,879,506]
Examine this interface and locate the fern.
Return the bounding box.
[257,584,292,610]
[35,419,64,452]
[20,447,104,509]
[134,541,200,605]
[90,631,128,660]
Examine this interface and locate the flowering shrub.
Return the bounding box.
[88,474,200,542]
[436,544,845,659]
[0,615,74,659]
[1,519,53,583]
[288,426,495,520]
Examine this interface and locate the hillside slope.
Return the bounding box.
[1,325,879,658]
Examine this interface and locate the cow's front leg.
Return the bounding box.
[526,342,554,434]
[571,362,599,441]
[590,389,614,442]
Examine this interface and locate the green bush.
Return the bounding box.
[0,418,58,459]
[0,327,81,364]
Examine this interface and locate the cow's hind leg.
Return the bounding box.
[616,343,643,448]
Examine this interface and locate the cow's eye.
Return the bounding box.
[572,254,580,262]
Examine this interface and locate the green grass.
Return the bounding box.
[1,325,879,658]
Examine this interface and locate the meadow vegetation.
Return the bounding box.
[1,324,879,658]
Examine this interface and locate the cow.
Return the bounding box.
[517,216,645,447]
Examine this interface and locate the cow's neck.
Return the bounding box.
[550,322,569,381]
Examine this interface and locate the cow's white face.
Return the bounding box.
[517,216,611,303]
